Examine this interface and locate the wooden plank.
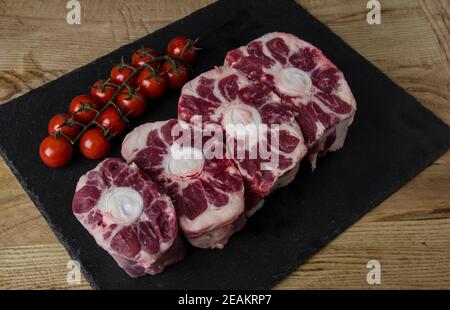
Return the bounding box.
[0,244,90,289]
[0,0,449,289]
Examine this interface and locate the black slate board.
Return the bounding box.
[0,0,449,290]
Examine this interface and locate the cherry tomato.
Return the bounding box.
[97,106,127,136]
[116,88,147,118]
[167,37,197,64]
[48,113,81,140]
[90,80,117,106]
[39,135,73,168]
[69,95,100,124]
[161,60,189,89]
[137,68,167,99]
[79,128,110,160]
[110,64,136,86]
[131,48,160,69]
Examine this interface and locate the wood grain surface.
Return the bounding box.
[0,0,449,290]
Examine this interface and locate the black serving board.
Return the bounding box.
[0,0,449,290]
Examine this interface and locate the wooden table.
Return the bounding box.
[0,0,448,289]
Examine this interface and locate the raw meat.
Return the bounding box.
[72,158,184,277]
[178,66,307,214]
[225,32,356,167]
[121,119,245,249]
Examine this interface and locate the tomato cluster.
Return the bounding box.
[39,37,199,168]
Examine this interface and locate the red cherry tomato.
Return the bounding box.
[48,113,81,140]
[39,135,73,168]
[116,88,147,118]
[131,48,160,69]
[90,80,117,106]
[137,68,167,99]
[69,95,100,124]
[167,37,197,64]
[110,64,136,86]
[161,60,189,89]
[97,106,127,136]
[79,128,110,160]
